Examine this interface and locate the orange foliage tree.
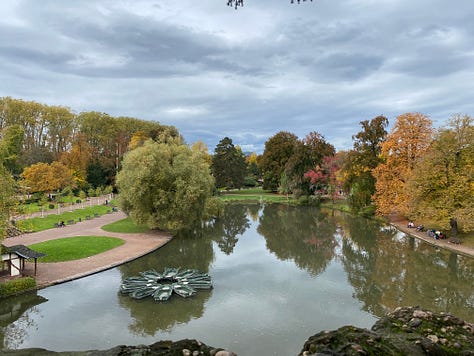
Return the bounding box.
[21,161,76,194]
[59,134,92,188]
[372,113,433,216]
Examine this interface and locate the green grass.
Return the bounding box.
[17,205,113,233]
[102,217,150,233]
[219,188,293,203]
[17,197,117,215]
[29,236,125,262]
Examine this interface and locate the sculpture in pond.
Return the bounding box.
[120,268,212,302]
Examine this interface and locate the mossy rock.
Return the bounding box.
[299,306,474,355]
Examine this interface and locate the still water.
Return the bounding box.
[2,204,473,355]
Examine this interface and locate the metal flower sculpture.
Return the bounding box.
[120,268,212,302]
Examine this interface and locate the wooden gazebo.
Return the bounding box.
[1,244,46,276]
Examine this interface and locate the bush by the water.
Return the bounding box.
[0,277,36,298]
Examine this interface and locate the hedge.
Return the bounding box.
[0,277,36,298]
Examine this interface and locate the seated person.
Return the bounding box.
[407,221,415,228]
[416,225,424,231]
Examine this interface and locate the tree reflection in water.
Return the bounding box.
[115,203,474,337]
[207,204,251,255]
[258,204,338,277]
[339,214,474,319]
[0,293,47,349]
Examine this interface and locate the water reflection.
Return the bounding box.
[339,214,474,318]
[1,204,473,354]
[118,290,212,336]
[0,293,47,349]
[205,204,251,255]
[258,204,338,276]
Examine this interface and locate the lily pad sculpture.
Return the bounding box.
[120,268,212,302]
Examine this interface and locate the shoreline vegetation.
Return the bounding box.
[219,189,474,257]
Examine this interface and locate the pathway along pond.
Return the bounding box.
[2,204,473,355]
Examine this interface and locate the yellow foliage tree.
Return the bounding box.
[406,114,474,232]
[372,113,433,216]
[21,161,75,194]
[59,134,92,187]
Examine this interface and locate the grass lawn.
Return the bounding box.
[102,217,150,233]
[17,205,114,233]
[29,236,125,262]
[220,188,293,203]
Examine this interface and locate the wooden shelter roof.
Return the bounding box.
[6,244,46,259]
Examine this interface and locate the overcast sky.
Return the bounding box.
[1,0,473,153]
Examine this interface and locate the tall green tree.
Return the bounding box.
[260,131,298,191]
[211,137,246,190]
[341,116,388,212]
[407,115,474,232]
[117,139,215,233]
[0,125,24,176]
[0,143,16,242]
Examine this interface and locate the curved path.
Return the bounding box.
[2,211,172,288]
[390,219,474,258]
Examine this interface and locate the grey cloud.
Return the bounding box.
[1,0,474,153]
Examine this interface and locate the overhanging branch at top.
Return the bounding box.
[227,0,314,10]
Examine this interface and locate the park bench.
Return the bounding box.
[67,219,75,225]
[94,213,100,218]
[85,215,91,220]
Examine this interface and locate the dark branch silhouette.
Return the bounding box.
[227,0,313,10]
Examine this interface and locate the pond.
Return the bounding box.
[1,204,473,355]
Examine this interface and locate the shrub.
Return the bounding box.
[48,203,55,209]
[360,205,376,217]
[0,277,36,298]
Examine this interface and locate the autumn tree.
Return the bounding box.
[191,140,212,165]
[285,132,335,196]
[260,131,298,191]
[211,137,246,190]
[59,133,92,188]
[372,113,433,216]
[78,112,180,187]
[245,152,260,186]
[341,116,388,212]
[407,115,474,232]
[116,139,216,233]
[20,161,76,195]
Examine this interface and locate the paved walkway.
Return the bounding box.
[389,219,474,258]
[2,211,172,288]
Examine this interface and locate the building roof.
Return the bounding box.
[6,244,47,259]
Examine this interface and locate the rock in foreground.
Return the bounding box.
[0,339,236,356]
[2,307,472,355]
[299,306,474,355]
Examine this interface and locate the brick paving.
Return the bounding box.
[2,211,172,288]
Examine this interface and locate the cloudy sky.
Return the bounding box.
[1,0,473,153]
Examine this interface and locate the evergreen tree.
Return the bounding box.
[211,137,246,190]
